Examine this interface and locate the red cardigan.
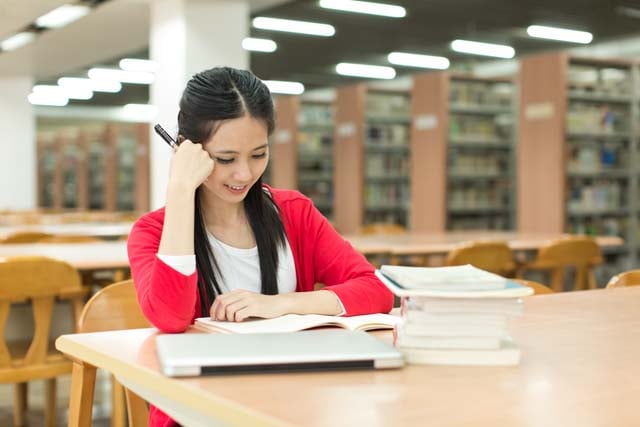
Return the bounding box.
[127,186,394,427]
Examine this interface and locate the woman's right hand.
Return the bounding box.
[168,140,214,192]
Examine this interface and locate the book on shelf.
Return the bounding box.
[194,313,401,334]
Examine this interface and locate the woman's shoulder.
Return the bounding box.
[131,207,166,234]
[263,184,313,210]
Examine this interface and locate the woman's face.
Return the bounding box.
[200,115,270,205]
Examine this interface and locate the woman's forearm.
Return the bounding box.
[158,183,196,255]
[279,290,343,316]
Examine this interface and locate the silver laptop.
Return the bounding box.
[156,330,404,377]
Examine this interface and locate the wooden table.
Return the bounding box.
[0,241,129,270]
[0,222,133,240]
[344,231,625,257]
[56,287,640,427]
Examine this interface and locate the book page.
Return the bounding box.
[194,313,400,334]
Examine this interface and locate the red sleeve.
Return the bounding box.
[298,200,394,316]
[127,211,199,333]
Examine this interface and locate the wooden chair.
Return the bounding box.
[76,280,150,427]
[38,235,100,244]
[606,269,640,288]
[1,231,53,244]
[0,256,88,427]
[446,241,516,277]
[360,223,406,235]
[512,279,554,295]
[516,236,603,292]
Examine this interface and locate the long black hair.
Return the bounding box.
[177,67,286,316]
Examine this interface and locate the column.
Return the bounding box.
[149,0,249,209]
[0,75,36,210]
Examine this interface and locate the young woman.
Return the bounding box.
[127,67,394,426]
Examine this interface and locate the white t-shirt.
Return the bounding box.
[157,232,297,294]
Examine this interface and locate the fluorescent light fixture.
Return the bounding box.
[123,104,158,120]
[0,32,35,51]
[252,17,335,36]
[451,39,515,59]
[264,80,305,95]
[119,58,158,73]
[526,25,593,44]
[28,91,68,106]
[319,0,406,18]
[88,68,155,84]
[58,77,122,93]
[35,4,90,29]
[387,52,450,69]
[336,62,396,79]
[242,37,277,52]
[33,85,66,96]
[64,87,93,100]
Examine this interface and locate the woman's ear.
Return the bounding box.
[177,134,186,145]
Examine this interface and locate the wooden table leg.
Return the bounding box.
[67,359,96,427]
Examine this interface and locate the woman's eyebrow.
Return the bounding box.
[213,144,268,155]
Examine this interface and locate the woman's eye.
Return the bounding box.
[215,158,234,164]
[252,153,267,159]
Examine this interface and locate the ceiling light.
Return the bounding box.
[451,39,515,59]
[35,4,90,29]
[336,62,396,79]
[252,17,335,36]
[526,25,593,44]
[242,37,277,52]
[0,32,35,51]
[319,0,406,18]
[59,77,122,93]
[28,89,69,106]
[88,68,155,84]
[123,104,158,120]
[387,52,450,69]
[264,80,305,95]
[119,58,158,73]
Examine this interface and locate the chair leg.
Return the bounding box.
[550,268,564,292]
[68,359,97,427]
[111,375,126,427]
[575,267,587,291]
[44,378,57,427]
[13,382,27,427]
[588,269,598,289]
[125,389,149,427]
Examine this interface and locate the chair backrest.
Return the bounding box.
[1,231,53,243]
[0,256,83,370]
[446,241,516,276]
[78,280,150,333]
[39,235,101,244]
[512,279,554,295]
[536,236,603,267]
[360,223,406,235]
[606,270,640,288]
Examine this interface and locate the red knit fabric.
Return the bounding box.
[127,185,394,426]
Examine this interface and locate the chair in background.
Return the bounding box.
[516,236,603,292]
[446,241,516,277]
[0,256,88,427]
[38,235,101,244]
[512,279,554,295]
[606,269,640,288]
[360,223,406,235]
[1,232,53,244]
[76,280,150,427]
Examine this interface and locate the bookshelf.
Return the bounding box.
[519,52,638,268]
[37,122,149,212]
[298,99,334,218]
[365,89,411,227]
[447,75,515,230]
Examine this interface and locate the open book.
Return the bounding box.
[194,313,401,334]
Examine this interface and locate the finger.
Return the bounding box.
[234,307,253,322]
[213,294,245,320]
[225,300,250,322]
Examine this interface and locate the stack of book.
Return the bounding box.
[376,265,533,366]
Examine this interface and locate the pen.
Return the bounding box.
[153,124,179,150]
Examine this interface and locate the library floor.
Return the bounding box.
[0,373,112,426]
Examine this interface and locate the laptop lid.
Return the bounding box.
[156,330,404,377]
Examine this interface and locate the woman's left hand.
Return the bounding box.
[210,290,288,322]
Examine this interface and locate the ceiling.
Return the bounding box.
[1,0,640,107]
[250,0,640,88]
